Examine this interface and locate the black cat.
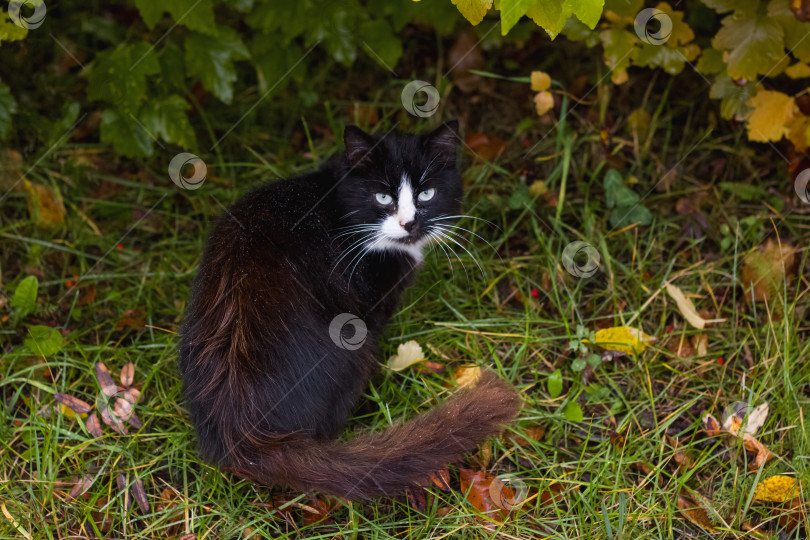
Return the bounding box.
[178,121,520,499]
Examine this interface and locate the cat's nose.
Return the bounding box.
[400,220,415,232]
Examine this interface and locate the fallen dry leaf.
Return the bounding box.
[754,475,801,503]
[54,394,92,415]
[86,413,103,438]
[120,362,134,387]
[95,362,117,396]
[534,91,554,116]
[508,424,546,447]
[723,402,769,437]
[666,283,726,329]
[677,491,717,533]
[131,477,149,513]
[387,341,425,371]
[465,132,507,160]
[452,365,482,387]
[591,326,656,355]
[116,308,147,330]
[67,474,95,499]
[741,240,796,306]
[530,71,551,92]
[743,435,777,471]
[23,179,66,226]
[458,468,508,524]
[429,469,451,491]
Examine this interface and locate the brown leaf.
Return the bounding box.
[741,240,797,306]
[458,468,508,523]
[429,469,452,491]
[538,483,565,507]
[127,412,143,430]
[777,496,806,533]
[112,397,133,421]
[131,477,149,513]
[86,412,103,438]
[406,486,427,512]
[100,407,128,435]
[465,132,507,161]
[23,179,66,226]
[122,387,141,405]
[508,424,546,447]
[302,497,336,525]
[791,0,810,21]
[116,308,146,330]
[116,474,131,511]
[54,393,92,414]
[95,362,117,396]
[677,491,717,533]
[743,435,777,471]
[67,474,95,499]
[77,285,96,306]
[120,362,134,387]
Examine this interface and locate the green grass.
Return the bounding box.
[2,74,809,539]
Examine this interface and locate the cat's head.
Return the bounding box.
[336,121,462,260]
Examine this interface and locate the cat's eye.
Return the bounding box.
[375,193,393,205]
[418,188,435,202]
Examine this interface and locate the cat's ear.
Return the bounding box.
[424,120,459,163]
[344,125,376,167]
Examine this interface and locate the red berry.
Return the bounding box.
[666,325,673,333]
[116,244,123,250]
[531,288,539,298]
[717,357,724,365]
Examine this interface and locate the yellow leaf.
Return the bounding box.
[386,340,426,371]
[754,475,801,503]
[787,114,810,151]
[530,71,551,92]
[626,109,651,140]
[745,90,795,142]
[666,283,713,329]
[529,180,547,197]
[592,326,655,355]
[453,365,482,387]
[786,62,810,79]
[23,180,66,226]
[612,69,629,85]
[534,91,554,116]
[57,403,88,419]
[451,0,492,25]
[653,2,694,47]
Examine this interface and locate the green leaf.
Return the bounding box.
[0,81,16,140]
[500,0,531,35]
[611,204,652,228]
[572,357,588,371]
[768,0,810,63]
[603,169,623,208]
[139,95,196,148]
[87,42,161,115]
[586,353,602,367]
[0,15,27,43]
[185,28,249,104]
[360,19,402,69]
[452,0,493,25]
[566,0,604,29]
[696,48,726,75]
[134,0,217,35]
[100,109,154,158]
[46,102,80,147]
[602,0,643,20]
[24,325,64,357]
[12,275,38,319]
[713,11,784,81]
[564,401,583,422]
[600,28,639,82]
[710,75,756,120]
[635,44,691,75]
[548,369,563,398]
[159,43,187,90]
[250,36,304,95]
[702,0,758,14]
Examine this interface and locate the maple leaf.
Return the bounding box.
[745,90,795,142]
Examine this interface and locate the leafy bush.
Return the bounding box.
[1,0,809,158]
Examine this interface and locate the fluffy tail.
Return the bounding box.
[229,371,520,500]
